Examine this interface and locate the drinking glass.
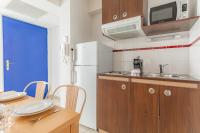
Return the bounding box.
[0,104,6,131]
[0,104,15,132]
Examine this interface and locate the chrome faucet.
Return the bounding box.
[159,64,168,74]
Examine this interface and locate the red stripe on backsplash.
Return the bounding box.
[113,35,200,52]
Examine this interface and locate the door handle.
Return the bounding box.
[122,12,128,18]
[6,60,12,71]
[121,84,126,90]
[73,70,77,84]
[113,15,118,20]
[148,88,156,95]
[73,48,77,63]
[163,90,172,97]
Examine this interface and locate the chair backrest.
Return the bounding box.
[52,85,86,114]
[23,81,49,100]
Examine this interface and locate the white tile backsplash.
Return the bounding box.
[113,48,189,74]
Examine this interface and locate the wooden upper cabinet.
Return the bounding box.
[102,0,120,24]
[120,0,143,20]
[160,86,200,133]
[97,77,129,133]
[102,0,143,24]
[130,83,159,133]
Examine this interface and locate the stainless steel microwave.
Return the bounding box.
[148,0,195,25]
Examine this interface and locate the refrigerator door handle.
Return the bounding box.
[73,70,77,84]
[73,48,77,63]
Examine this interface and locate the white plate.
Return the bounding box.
[0,91,27,102]
[14,99,54,117]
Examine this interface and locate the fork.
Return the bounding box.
[30,109,61,123]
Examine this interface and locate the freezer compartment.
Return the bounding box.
[75,42,97,66]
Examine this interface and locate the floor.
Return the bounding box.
[80,125,98,133]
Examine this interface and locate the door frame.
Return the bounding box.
[0,14,4,91]
[0,14,52,92]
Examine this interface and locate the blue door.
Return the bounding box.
[3,16,48,97]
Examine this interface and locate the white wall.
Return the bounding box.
[88,0,102,13]
[189,3,200,79]
[53,0,96,107]
[90,13,115,48]
[45,0,71,108]
[189,19,200,79]
[48,27,59,91]
[198,0,200,16]
[56,0,70,86]
[70,0,92,45]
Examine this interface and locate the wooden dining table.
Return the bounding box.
[1,96,80,133]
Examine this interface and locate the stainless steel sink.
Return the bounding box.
[145,73,185,79]
[104,71,129,76]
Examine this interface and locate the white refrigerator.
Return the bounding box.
[74,41,112,129]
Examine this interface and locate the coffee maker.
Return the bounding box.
[133,56,143,74]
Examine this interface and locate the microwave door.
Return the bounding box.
[150,2,178,25]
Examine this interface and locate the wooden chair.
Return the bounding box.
[51,85,86,114]
[23,81,49,100]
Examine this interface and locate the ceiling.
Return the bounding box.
[48,0,64,6]
[0,0,65,28]
[6,0,48,19]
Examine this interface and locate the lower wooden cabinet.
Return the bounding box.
[160,86,200,133]
[97,76,200,133]
[130,83,159,133]
[97,77,129,133]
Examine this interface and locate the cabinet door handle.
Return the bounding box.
[164,90,172,96]
[121,84,126,90]
[113,15,118,20]
[122,12,127,18]
[148,88,156,94]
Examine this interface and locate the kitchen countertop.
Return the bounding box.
[98,72,200,83]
